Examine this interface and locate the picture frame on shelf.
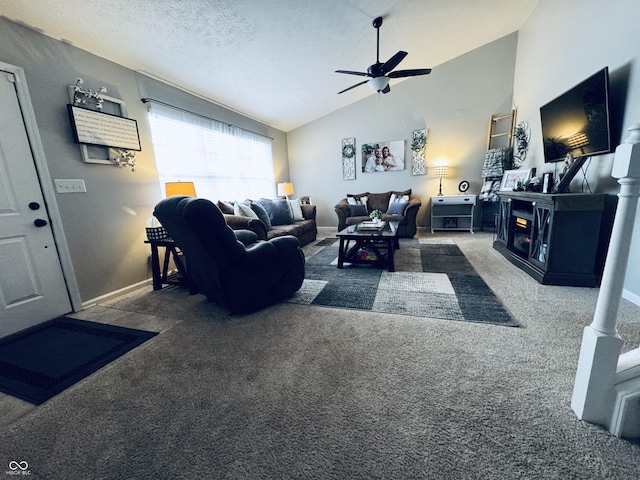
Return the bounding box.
[299,196,312,205]
[499,168,534,191]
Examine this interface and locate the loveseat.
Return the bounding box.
[216,198,317,247]
[335,189,421,238]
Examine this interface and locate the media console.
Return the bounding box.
[493,192,616,287]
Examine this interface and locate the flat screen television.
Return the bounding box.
[540,67,612,163]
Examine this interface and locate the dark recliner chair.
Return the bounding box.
[153,196,305,314]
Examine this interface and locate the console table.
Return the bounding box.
[493,192,616,286]
[431,195,476,233]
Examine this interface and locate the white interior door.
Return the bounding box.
[0,70,72,338]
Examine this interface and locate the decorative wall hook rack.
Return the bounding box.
[73,78,107,110]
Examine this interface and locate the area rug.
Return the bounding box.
[287,238,518,327]
[0,317,157,404]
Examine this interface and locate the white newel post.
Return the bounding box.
[572,123,640,429]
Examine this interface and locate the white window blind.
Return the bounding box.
[147,102,275,200]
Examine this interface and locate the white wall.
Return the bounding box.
[287,34,518,229]
[512,0,640,300]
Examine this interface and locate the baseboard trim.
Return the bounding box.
[622,288,640,307]
[81,278,152,310]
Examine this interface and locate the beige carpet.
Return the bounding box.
[1,231,639,479]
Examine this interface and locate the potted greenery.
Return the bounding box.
[369,209,383,224]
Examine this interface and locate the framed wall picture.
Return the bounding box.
[67,105,141,151]
[362,140,405,173]
[499,168,534,191]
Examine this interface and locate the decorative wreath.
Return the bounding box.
[411,131,426,151]
[342,143,355,158]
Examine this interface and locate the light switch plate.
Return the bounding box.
[54,179,87,193]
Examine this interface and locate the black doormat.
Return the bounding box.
[287,238,518,327]
[0,317,157,405]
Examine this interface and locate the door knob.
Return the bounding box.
[29,202,41,210]
[34,219,48,227]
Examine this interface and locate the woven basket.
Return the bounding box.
[145,226,169,241]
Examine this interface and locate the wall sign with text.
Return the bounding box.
[67,104,141,151]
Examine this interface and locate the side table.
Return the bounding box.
[431,195,477,233]
[144,239,195,293]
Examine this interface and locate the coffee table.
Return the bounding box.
[336,221,400,271]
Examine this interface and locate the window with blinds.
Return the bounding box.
[147,102,275,201]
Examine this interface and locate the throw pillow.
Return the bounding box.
[234,201,259,219]
[388,193,410,208]
[386,201,408,216]
[392,189,412,197]
[257,198,274,212]
[349,204,369,217]
[288,199,304,221]
[270,198,294,225]
[250,201,272,230]
[367,192,392,213]
[347,194,368,210]
[217,200,235,215]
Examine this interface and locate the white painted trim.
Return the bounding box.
[622,288,640,307]
[0,61,83,312]
[611,376,640,438]
[81,279,152,310]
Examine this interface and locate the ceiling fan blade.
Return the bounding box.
[338,80,369,94]
[335,69,370,77]
[380,51,407,75]
[387,68,432,78]
[381,84,391,94]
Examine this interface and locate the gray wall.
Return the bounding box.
[512,0,640,302]
[286,33,518,230]
[0,17,288,304]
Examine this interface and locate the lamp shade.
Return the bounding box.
[434,165,448,178]
[367,76,390,92]
[277,182,295,197]
[165,181,196,197]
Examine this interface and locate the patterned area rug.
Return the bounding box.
[288,238,518,327]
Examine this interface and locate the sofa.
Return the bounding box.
[154,196,305,314]
[334,189,421,238]
[216,198,317,247]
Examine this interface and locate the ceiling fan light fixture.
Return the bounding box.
[367,76,389,92]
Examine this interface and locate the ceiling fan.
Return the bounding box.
[336,16,432,95]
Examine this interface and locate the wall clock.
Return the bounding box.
[458,180,470,193]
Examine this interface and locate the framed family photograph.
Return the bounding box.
[361,140,405,173]
[500,168,534,191]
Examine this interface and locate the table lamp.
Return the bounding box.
[277,182,294,199]
[435,166,448,196]
[165,181,196,198]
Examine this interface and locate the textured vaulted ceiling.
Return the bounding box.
[0,0,537,132]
